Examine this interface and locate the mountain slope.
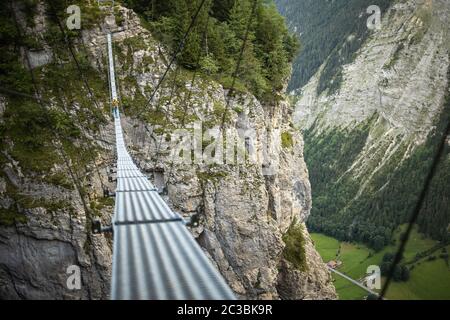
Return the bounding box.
[275,0,392,92]
[290,0,450,249]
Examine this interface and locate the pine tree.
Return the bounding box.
[211,0,236,21]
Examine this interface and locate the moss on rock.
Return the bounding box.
[282,221,308,272]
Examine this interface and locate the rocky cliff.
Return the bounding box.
[0,2,336,299]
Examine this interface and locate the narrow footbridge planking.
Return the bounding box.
[107,33,235,300]
[327,267,382,299]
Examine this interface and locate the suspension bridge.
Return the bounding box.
[105,32,235,300]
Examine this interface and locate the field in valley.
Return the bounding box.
[311,226,450,300]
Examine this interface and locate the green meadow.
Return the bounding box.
[311,225,450,300]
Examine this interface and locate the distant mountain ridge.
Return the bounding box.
[275,0,392,92]
[279,0,450,249]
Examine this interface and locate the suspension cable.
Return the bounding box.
[155,12,210,168]
[0,87,53,104]
[138,0,208,116]
[380,106,450,298]
[164,12,211,185]
[163,0,258,190]
[18,3,111,193]
[8,0,95,223]
[46,8,102,111]
[135,2,209,174]
[219,0,258,132]
[46,3,114,190]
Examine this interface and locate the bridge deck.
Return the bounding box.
[107,33,235,300]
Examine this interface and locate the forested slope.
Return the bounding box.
[275,0,392,92]
[122,0,299,102]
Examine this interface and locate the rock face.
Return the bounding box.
[277,228,338,300]
[0,101,115,299]
[0,204,112,299]
[0,2,336,300]
[295,0,450,139]
[0,123,115,299]
[0,2,116,300]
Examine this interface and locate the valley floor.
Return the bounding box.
[311,225,450,300]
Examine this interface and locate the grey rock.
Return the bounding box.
[0,3,336,300]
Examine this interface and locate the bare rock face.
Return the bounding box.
[294,0,450,138]
[0,166,114,299]
[0,3,336,299]
[293,0,450,199]
[277,226,338,300]
[89,6,336,300]
[0,1,116,300]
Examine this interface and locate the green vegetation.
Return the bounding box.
[43,0,107,30]
[332,276,369,300]
[281,131,293,149]
[123,36,148,51]
[122,0,300,102]
[310,233,339,262]
[304,116,378,247]
[0,1,109,220]
[275,0,393,93]
[282,221,307,271]
[410,6,432,45]
[311,226,450,300]
[380,253,410,282]
[43,172,74,190]
[90,197,115,217]
[0,178,72,226]
[385,257,450,300]
[197,169,228,184]
[0,207,27,226]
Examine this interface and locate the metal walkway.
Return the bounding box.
[107,33,235,300]
[327,267,382,299]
